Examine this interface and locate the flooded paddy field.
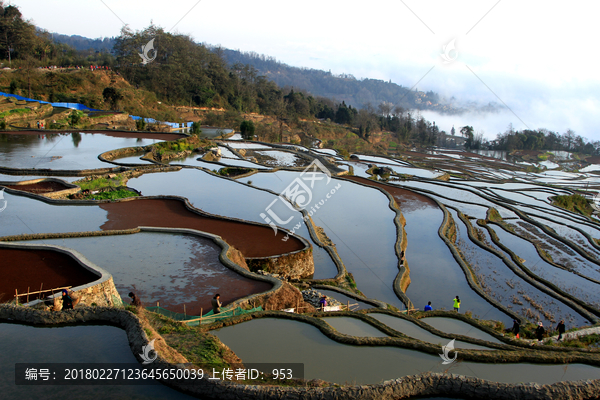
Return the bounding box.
[244,170,402,308]
[0,131,182,170]
[371,313,492,350]
[21,232,272,315]
[0,323,194,399]
[212,318,600,385]
[3,133,600,397]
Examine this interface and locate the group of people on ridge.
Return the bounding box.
[512,319,566,342]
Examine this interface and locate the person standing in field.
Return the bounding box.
[536,322,545,342]
[512,319,520,338]
[61,289,73,310]
[556,320,566,341]
[128,292,142,307]
[319,295,328,311]
[453,296,460,312]
[211,294,222,314]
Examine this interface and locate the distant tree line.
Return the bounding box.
[491,124,599,154]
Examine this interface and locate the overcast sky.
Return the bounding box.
[13,0,600,140]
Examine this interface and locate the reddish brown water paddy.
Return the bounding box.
[0,247,99,303]
[3,180,71,194]
[25,232,272,315]
[99,198,304,258]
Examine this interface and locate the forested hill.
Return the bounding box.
[220,48,458,114]
[51,32,457,114]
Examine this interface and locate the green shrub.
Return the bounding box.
[552,194,594,217]
[136,118,147,131]
[191,121,202,134]
[69,110,84,126]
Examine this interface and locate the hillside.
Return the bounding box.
[0,68,182,122]
[0,68,395,154]
[51,32,457,114]
[220,48,458,113]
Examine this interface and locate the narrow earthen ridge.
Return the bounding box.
[0,228,142,242]
[504,220,600,286]
[339,176,417,310]
[210,311,600,362]
[219,139,347,175]
[0,165,126,176]
[302,212,347,283]
[2,306,599,399]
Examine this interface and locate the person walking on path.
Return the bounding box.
[424,301,432,311]
[453,296,460,312]
[535,322,545,342]
[512,319,520,339]
[61,289,73,310]
[556,320,566,341]
[211,294,222,314]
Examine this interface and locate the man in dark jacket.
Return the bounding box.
[512,319,520,339]
[556,320,566,341]
[61,289,73,310]
[535,322,545,342]
[211,294,222,314]
[128,292,142,307]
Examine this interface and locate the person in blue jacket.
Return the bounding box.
[424,301,432,311]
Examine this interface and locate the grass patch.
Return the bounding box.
[77,174,126,191]
[486,207,503,223]
[0,108,31,119]
[547,334,600,349]
[551,194,594,217]
[84,189,139,200]
[145,311,234,371]
[537,152,552,161]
